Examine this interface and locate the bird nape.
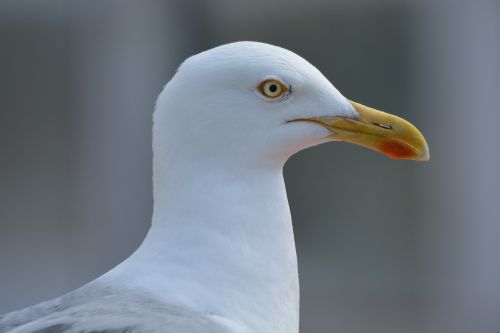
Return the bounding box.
[0,41,429,333]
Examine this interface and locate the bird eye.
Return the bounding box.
[257,79,288,99]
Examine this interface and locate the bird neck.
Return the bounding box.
[126,158,300,333]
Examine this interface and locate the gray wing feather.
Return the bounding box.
[0,296,71,333]
[1,294,242,333]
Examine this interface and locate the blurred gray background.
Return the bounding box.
[1,0,499,332]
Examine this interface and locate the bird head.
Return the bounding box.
[154,42,429,169]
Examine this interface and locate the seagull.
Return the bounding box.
[0,41,429,333]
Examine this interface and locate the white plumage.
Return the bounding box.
[0,41,428,333]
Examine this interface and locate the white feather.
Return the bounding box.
[1,41,356,333]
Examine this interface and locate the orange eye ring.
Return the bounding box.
[257,79,288,99]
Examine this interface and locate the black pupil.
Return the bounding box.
[269,84,278,93]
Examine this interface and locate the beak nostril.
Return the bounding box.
[372,122,392,130]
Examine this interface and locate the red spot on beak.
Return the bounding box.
[379,140,416,160]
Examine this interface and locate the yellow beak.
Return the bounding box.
[294,100,429,161]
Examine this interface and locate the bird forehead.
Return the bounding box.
[181,42,315,82]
